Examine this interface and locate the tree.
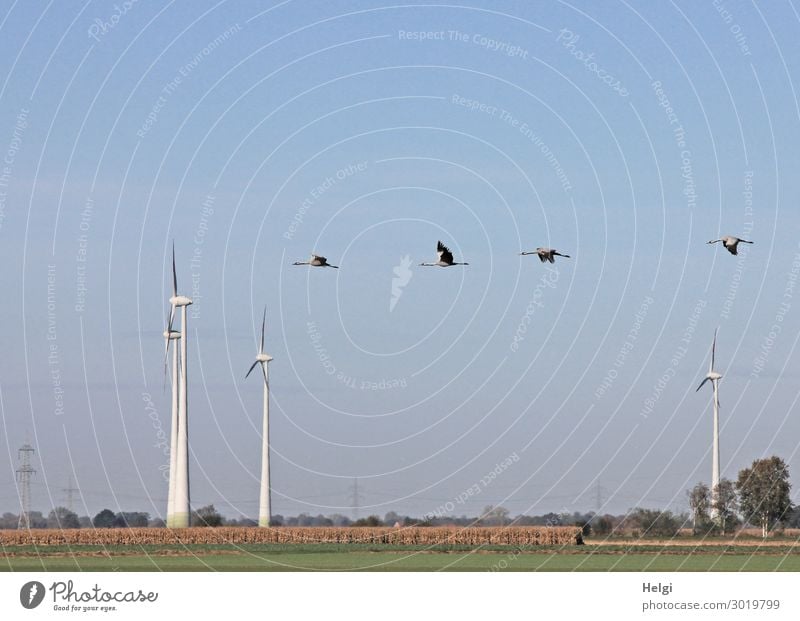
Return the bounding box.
[574,519,592,537]
[785,506,800,528]
[590,514,615,536]
[113,512,150,528]
[28,511,48,529]
[328,513,350,526]
[47,506,80,529]
[629,508,681,537]
[192,504,224,527]
[712,479,738,535]
[736,456,792,537]
[687,482,711,533]
[481,505,511,526]
[353,515,382,526]
[92,509,116,528]
[540,512,562,526]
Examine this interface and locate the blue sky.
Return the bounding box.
[1,0,800,520]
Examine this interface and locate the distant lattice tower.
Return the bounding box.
[16,442,36,529]
[349,477,363,521]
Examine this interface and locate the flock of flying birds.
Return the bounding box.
[291,235,753,270]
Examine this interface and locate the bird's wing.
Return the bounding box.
[696,377,710,392]
[727,244,738,255]
[437,241,454,265]
[245,360,259,379]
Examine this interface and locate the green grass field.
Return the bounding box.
[4,542,800,571]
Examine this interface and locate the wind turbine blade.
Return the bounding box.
[696,377,710,392]
[711,328,717,372]
[163,330,169,394]
[261,361,269,387]
[166,243,177,337]
[168,304,175,335]
[172,242,178,297]
[245,360,259,379]
[164,307,172,363]
[260,307,266,354]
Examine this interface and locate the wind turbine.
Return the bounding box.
[163,313,180,527]
[246,307,274,527]
[166,244,193,528]
[696,329,722,515]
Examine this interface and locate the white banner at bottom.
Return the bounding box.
[1,572,797,620]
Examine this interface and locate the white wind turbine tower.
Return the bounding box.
[165,245,193,528]
[163,288,180,527]
[246,307,274,527]
[696,328,723,516]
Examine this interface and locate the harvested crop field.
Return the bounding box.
[3,529,800,571]
[0,526,583,547]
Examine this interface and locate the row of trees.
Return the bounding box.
[0,506,598,530]
[0,505,233,529]
[3,502,798,535]
[687,456,793,537]
[270,508,600,529]
[2,458,793,535]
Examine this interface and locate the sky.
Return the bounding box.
[1,0,800,522]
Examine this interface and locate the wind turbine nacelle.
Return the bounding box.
[257,354,273,363]
[170,295,193,307]
[707,372,722,381]
[163,330,181,339]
